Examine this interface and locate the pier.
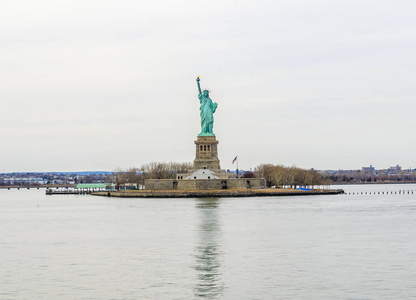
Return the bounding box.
[45,189,94,195]
[0,184,75,190]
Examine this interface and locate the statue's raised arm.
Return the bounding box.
[196,76,202,95]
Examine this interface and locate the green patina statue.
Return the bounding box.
[196,76,218,136]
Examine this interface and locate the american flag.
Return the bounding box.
[232,156,237,164]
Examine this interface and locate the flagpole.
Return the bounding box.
[236,156,239,178]
[232,155,238,178]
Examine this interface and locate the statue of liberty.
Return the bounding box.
[196,76,218,136]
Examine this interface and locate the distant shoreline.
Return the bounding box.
[331,181,416,185]
[0,184,76,189]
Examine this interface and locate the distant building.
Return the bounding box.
[76,183,114,190]
[388,165,402,173]
[362,165,375,173]
[3,177,48,185]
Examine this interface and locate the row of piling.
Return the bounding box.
[344,190,415,195]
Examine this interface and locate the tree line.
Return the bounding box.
[112,162,326,189]
[255,164,326,188]
[112,162,193,189]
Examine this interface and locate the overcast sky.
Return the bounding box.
[1,0,415,172]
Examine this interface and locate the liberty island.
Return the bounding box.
[92,77,342,197]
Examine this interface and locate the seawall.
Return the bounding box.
[92,188,344,198]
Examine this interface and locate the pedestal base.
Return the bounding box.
[193,136,221,170]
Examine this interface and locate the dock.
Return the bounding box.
[45,190,94,195]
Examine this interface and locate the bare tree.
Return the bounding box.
[112,162,193,189]
[255,164,324,188]
[242,171,256,178]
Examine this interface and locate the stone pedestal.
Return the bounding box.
[194,136,221,170]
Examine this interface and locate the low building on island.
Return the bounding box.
[146,167,266,191]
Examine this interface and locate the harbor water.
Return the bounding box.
[1,184,416,299]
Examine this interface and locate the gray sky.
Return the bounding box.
[1,0,415,172]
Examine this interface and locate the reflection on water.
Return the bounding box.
[193,198,225,298]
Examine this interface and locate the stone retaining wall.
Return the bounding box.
[92,188,344,198]
[145,178,266,191]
